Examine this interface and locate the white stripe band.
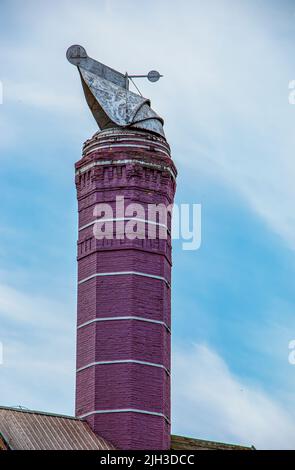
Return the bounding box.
[78,408,170,423]
[78,271,170,286]
[79,217,169,232]
[84,139,170,155]
[77,316,171,332]
[84,143,170,158]
[85,138,169,153]
[77,359,170,375]
[75,159,176,180]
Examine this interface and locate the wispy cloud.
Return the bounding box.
[6,81,81,112]
[173,343,295,449]
[0,282,75,414]
[0,283,72,330]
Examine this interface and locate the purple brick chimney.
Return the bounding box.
[75,128,177,449]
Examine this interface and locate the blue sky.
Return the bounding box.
[1,0,295,449]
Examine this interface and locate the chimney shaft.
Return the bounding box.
[75,128,177,449]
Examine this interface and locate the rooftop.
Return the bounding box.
[0,407,114,450]
[0,406,252,451]
[170,434,253,451]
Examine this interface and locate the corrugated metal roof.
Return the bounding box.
[171,435,253,450]
[0,407,252,450]
[0,407,115,450]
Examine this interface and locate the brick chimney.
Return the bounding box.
[75,128,177,449]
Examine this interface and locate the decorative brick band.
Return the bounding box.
[75,158,176,180]
[82,131,171,158]
[85,134,169,148]
[79,217,169,232]
[82,128,171,155]
[78,271,170,287]
[77,316,171,332]
[84,143,170,159]
[76,359,170,375]
[78,408,170,424]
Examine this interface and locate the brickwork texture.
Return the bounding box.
[75,129,177,449]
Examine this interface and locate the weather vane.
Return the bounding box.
[66,45,165,137]
[128,70,163,83]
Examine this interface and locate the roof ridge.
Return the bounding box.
[0,406,81,421]
[171,434,252,449]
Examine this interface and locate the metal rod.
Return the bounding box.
[128,74,163,78]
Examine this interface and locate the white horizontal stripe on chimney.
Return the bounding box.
[77,316,171,332]
[79,217,169,232]
[84,137,170,154]
[76,359,170,375]
[78,271,170,287]
[85,144,170,159]
[78,408,170,423]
